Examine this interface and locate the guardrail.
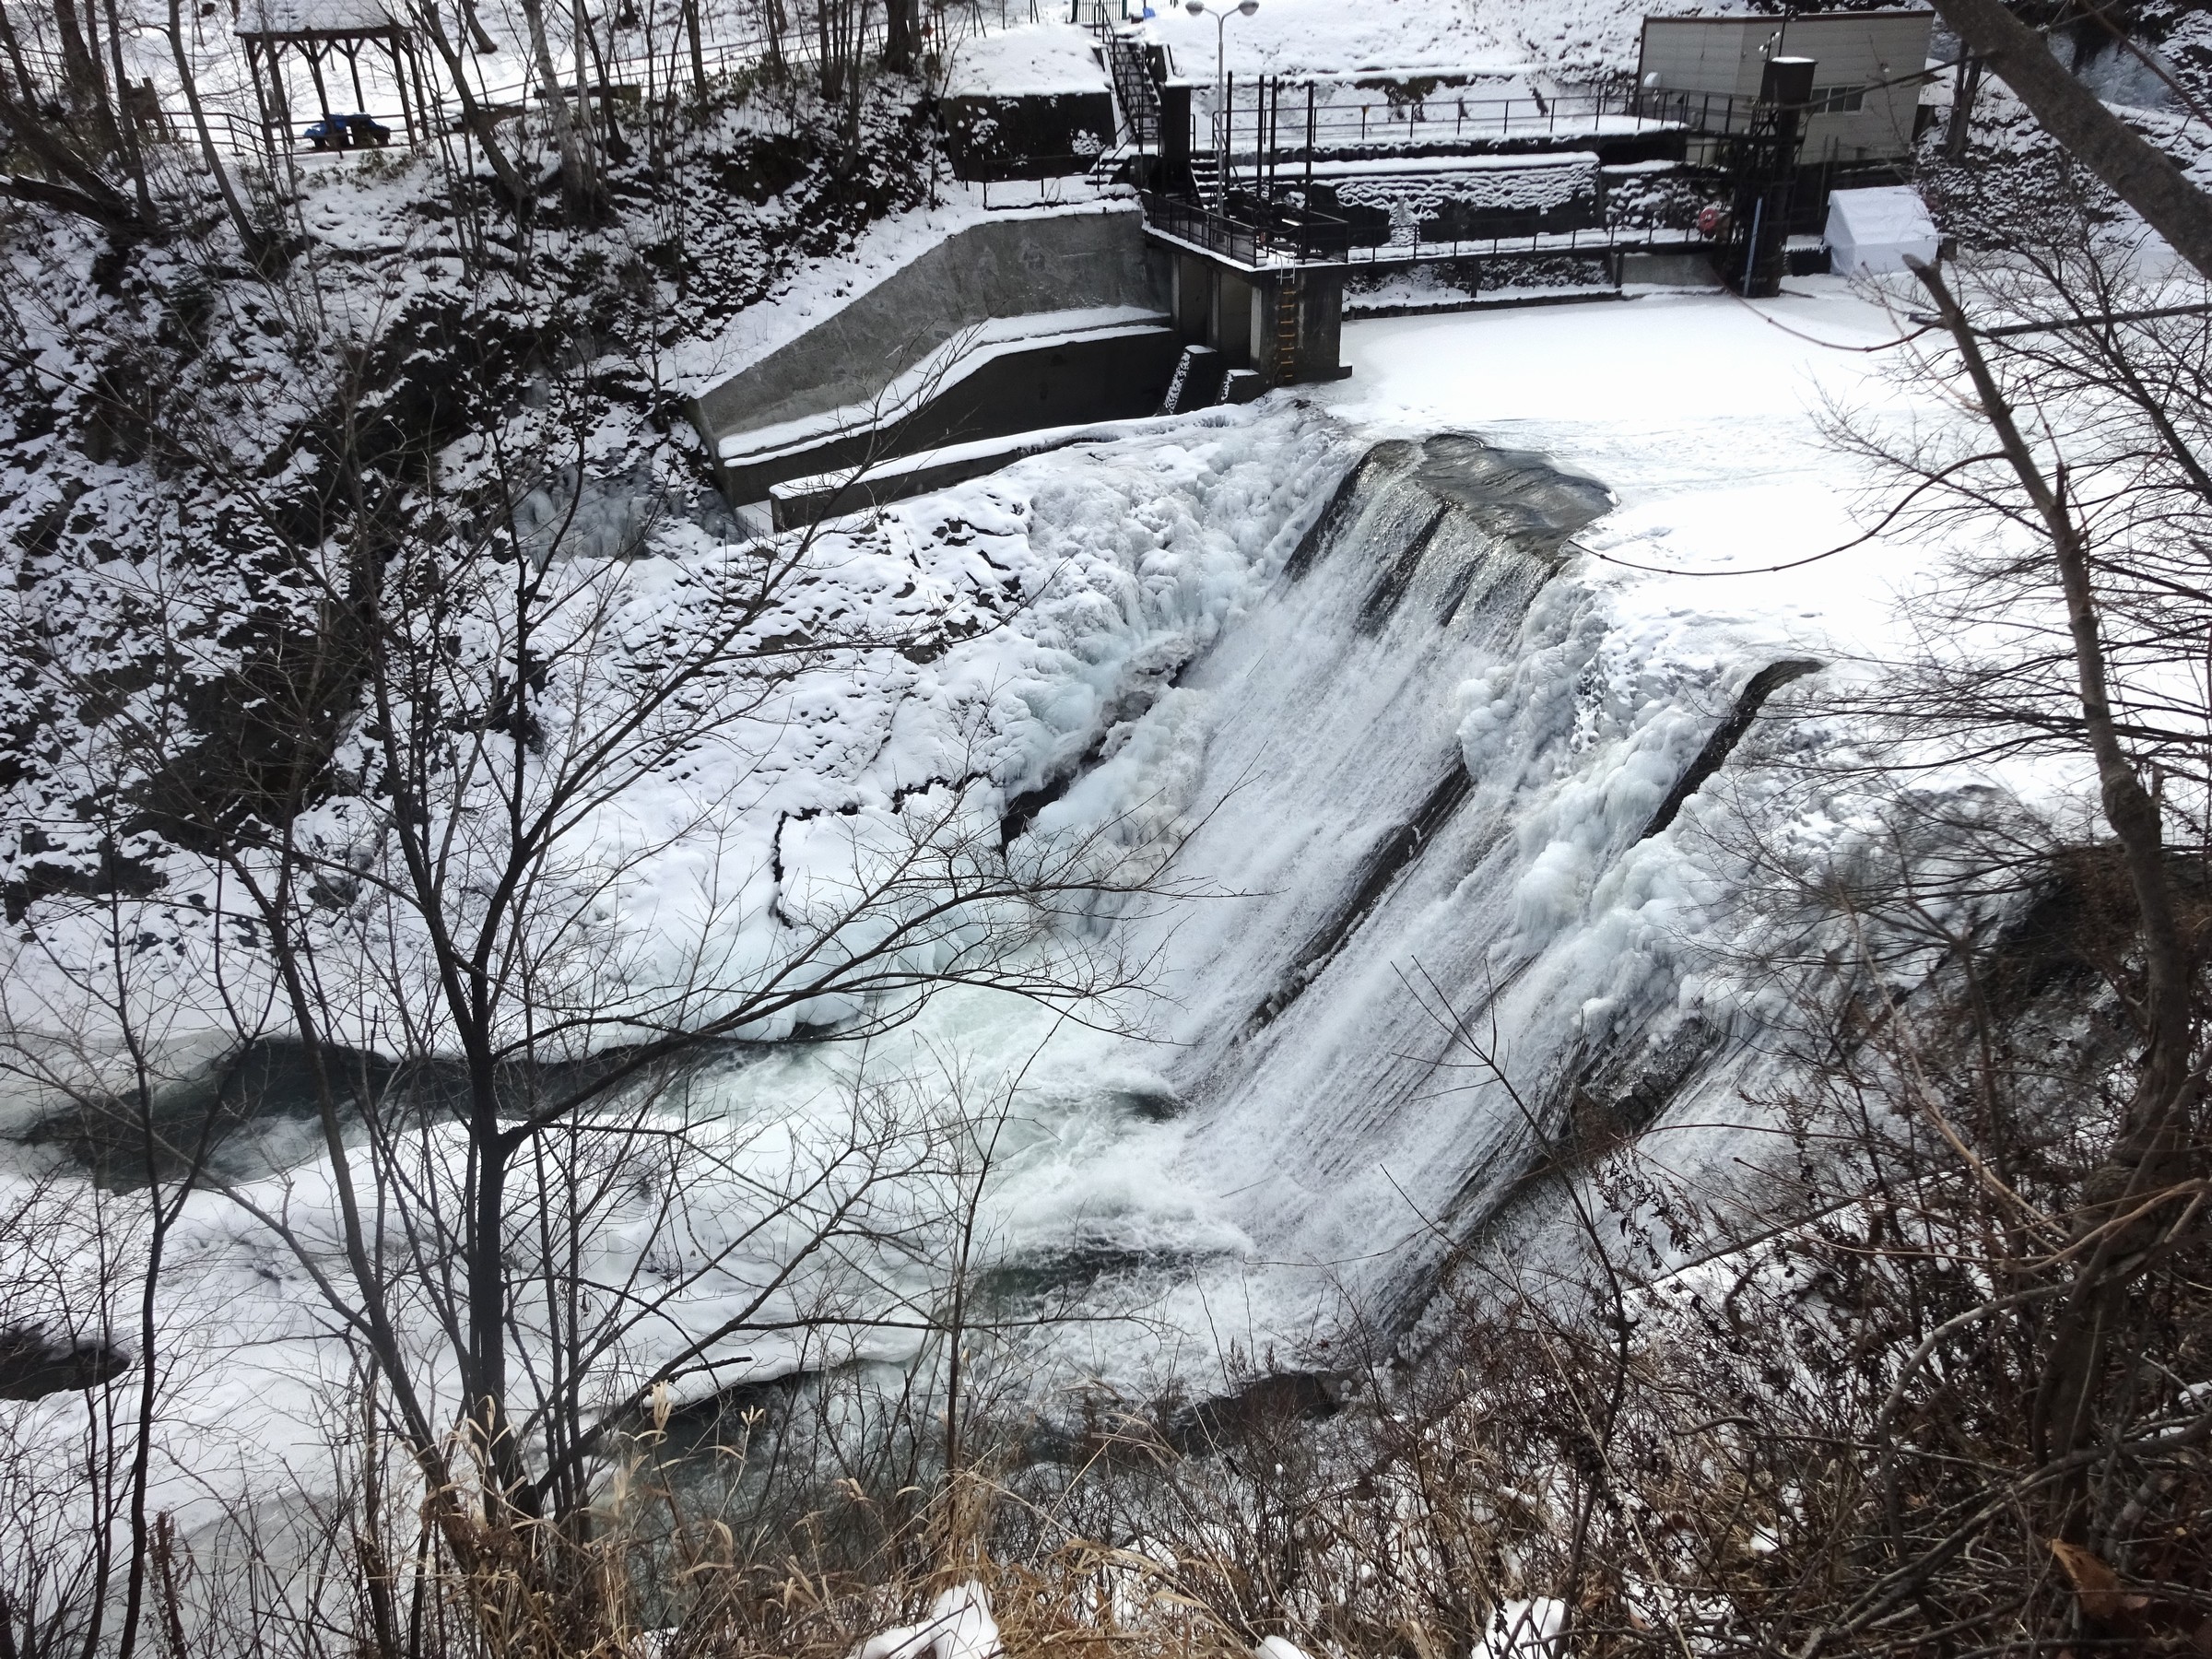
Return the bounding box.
[1195,79,1793,169]
[1199,81,1687,160]
[1139,187,1703,268]
[3,17,896,162]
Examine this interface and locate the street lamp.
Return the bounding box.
[1184,0,1256,202]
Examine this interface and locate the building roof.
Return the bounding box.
[234,0,401,39]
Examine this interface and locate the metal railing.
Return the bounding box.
[1196,79,1800,169]
[1199,81,1685,162]
[1,17,894,161]
[1140,186,1702,268]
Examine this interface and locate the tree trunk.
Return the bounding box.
[100,0,153,226]
[57,0,121,161]
[516,0,596,220]
[0,82,138,227]
[582,19,632,163]
[1930,0,2212,283]
[461,0,499,52]
[168,2,259,276]
[1943,53,1979,161]
[468,1106,526,1513]
[416,3,533,213]
[843,0,868,142]
[884,0,916,75]
[680,0,705,100]
[0,3,39,104]
[52,0,102,108]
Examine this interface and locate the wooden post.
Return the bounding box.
[303,41,335,130]
[384,31,418,141]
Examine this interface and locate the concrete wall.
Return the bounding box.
[691,205,1168,452]
[721,324,1182,506]
[1171,250,1347,387]
[1215,269,1255,365]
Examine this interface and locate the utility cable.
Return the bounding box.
[1567,459,1988,577]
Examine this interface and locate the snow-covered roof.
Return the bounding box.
[1825,184,1935,246]
[943,23,1109,100]
[1301,150,1600,181]
[1144,0,1753,82]
[234,0,399,38]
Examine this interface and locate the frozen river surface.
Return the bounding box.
[3,280,1982,1508]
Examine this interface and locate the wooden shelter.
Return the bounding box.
[235,0,421,143]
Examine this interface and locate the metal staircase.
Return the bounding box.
[1100,29,1162,148]
[1186,150,1221,204]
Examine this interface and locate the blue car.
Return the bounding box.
[304,112,391,150]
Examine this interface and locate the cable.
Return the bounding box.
[1726,282,1939,352]
[1571,535,1866,577]
[1567,456,1990,577]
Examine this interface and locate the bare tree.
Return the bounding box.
[0,233,1188,1644]
[1930,0,2212,283]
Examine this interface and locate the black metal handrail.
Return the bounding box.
[1184,79,1780,189]
[1140,185,1704,268]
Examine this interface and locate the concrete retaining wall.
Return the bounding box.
[721,323,1181,506]
[690,204,1170,455]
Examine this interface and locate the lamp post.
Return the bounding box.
[1183,0,1255,202]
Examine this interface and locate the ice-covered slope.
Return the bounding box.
[1,281,1974,1518]
[964,282,1961,1362]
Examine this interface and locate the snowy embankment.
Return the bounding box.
[1140,0,1754,83]
[1,279,1989,1523]
[0,398,1348,1521]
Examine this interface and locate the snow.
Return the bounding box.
[233,0,397,34]
[716,307,1168,465]
[1473,1597,1568,1657]
[853,1583,1005,1659]
[937,278,1972,1357]
[1140,0,1757,82]
[1304,152,1600,182]
[1322,153,1601,234]
[766,408,1158,499]
[0,258,2041,1549]
[0,394,1351,1533]
[19,0,2212,1598]
[943,22,1111,100]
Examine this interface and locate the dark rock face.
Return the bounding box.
[0,1326,131,1401]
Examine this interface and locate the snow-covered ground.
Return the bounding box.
[5,274,2021,1530]
[1140,0,1755,83]
[942,20,1111,100]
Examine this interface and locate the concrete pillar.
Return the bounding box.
[1215,268,1253,366]
[1174,252,1211,343]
